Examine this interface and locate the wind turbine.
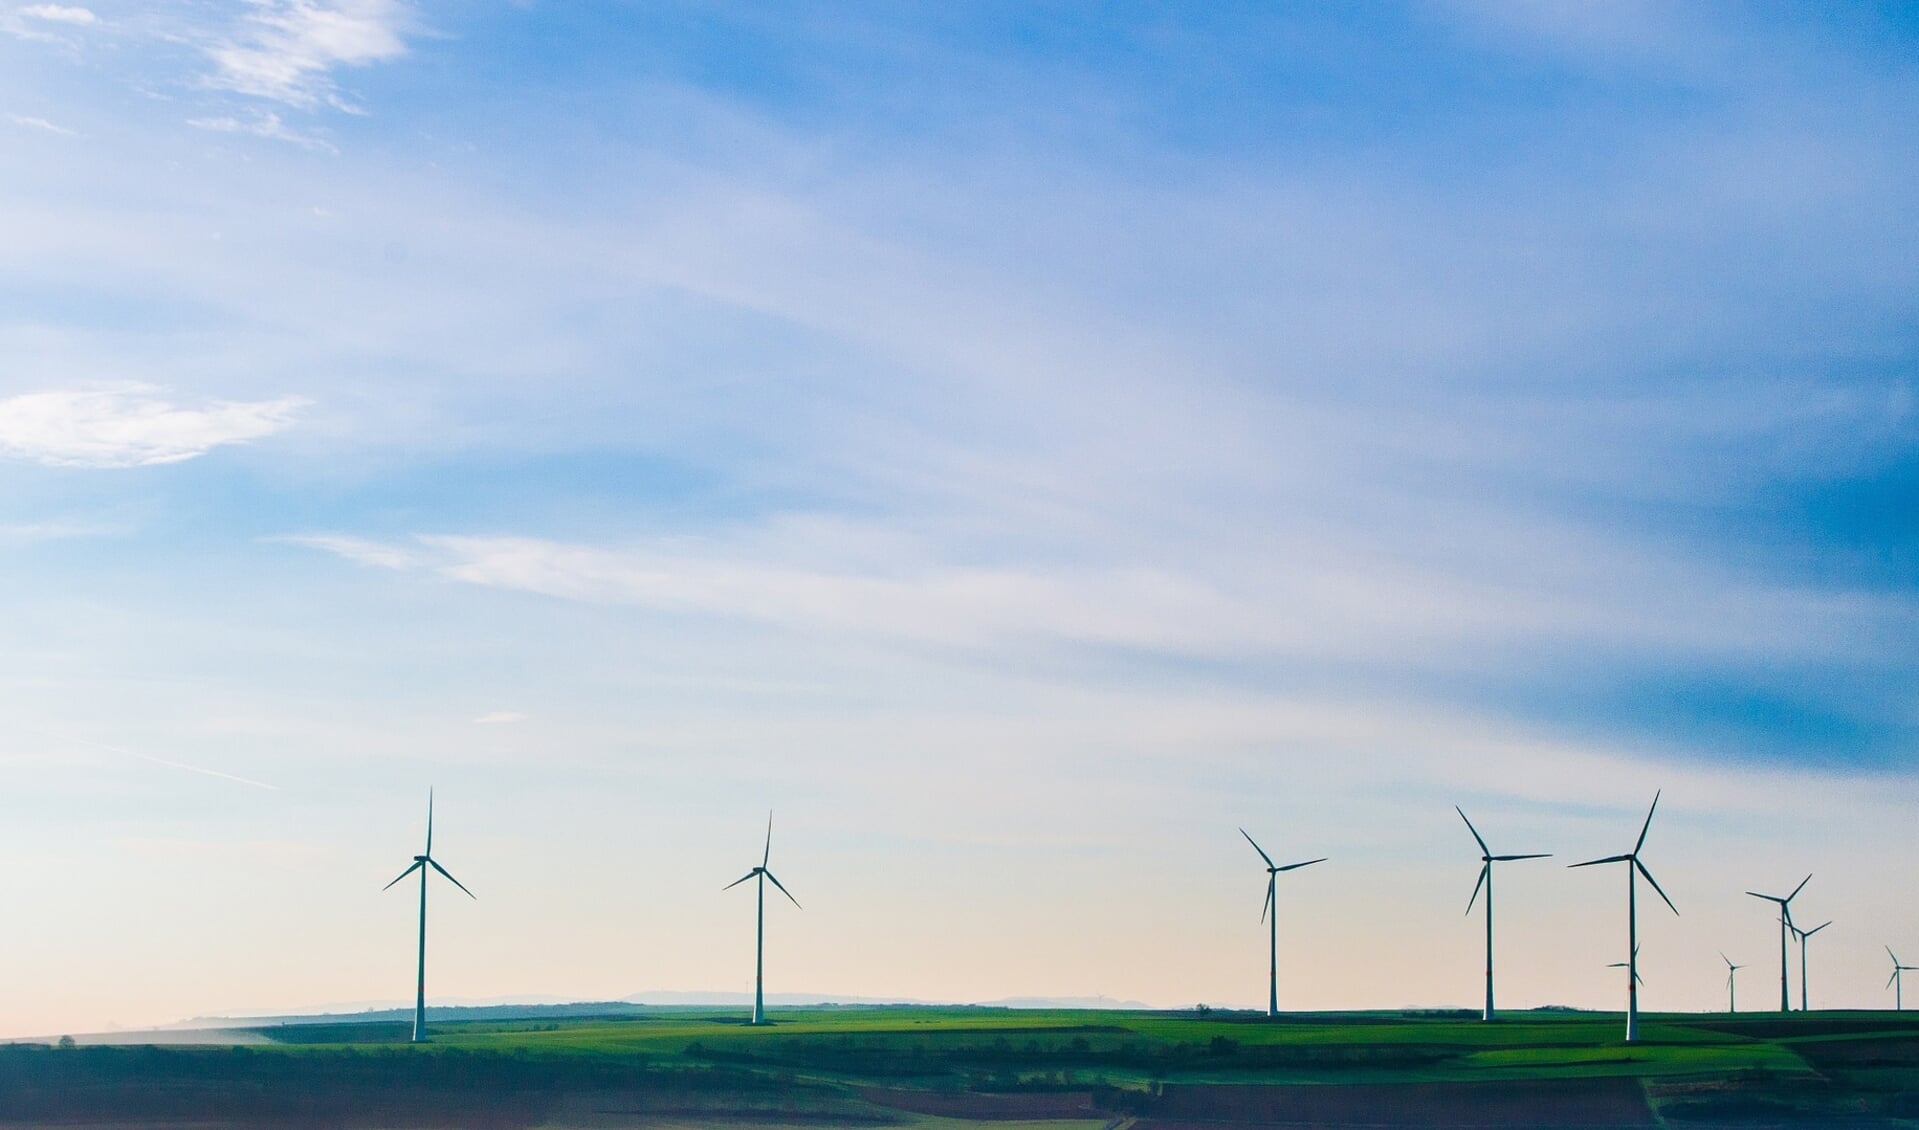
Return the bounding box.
[1720,952,1745,1013]
[1887,947,1916,1011]
[382,789,475,1043]
[1791,920,1830,1012]
[1746,875,1810,1013]
[1456,807,1549,1021]
[1239,829,1325,1018]
[724,812,800,1025]
[1569,791,1676,1043]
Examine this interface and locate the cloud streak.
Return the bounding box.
[203,0,416,113]
[0,384,309,468]
[285,521,1919,677]
[17,4,95,24]
[28,727,278,791]
[8,113,78,136]
[186,109,334,151]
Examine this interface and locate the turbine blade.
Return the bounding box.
[1787,873,1811,902]
[1276,857,1325,872]
[1745,891,1782,903]
[1720,951,1731,968]
[1455,807,1489,855]
[1491,853,1550,861]
[1888,945,1900,965]
[1634,790,1660,855]
[763,869,801,909]
[1804,921,1830,936]
[1891,970,1901,990]
[1261,876,1274,923]
[429,859,475,899]
[1637,858,1678,915]
[1238,828,1275,868]
[722,870,757,891]
[383,860,424,890]
[1465,863,1488,916]
[763,811,773,869]
[1570,854,1631,868]
[425,788,434,857]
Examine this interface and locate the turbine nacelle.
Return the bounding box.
[1887,948,1918,992]
[1746,874,1812,928]
[1457,807,1549,915]
[724,814,803,908]
[1568,792,1678,916]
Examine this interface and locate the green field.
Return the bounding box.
[6,1006,1919,1126]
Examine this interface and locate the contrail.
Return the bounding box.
[26,727,278,790]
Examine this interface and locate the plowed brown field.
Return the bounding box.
[1137,1078,1656,1128]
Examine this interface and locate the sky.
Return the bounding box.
[1,0,1916,1037]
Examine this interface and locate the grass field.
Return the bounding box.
[5,1006,1918,1127]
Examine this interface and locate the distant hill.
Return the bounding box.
[171,992,1158,1031]
[182,1001,653,1029]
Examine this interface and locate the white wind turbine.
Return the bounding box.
[1569,791,1676,1043]
[724,812,800,1025]
[1791,920,1830,1012]
[1888,947,1917,1011]
[1239,829,1325,1018]
[1456,807,1549,1022]
[382,789,475,1043]
[1746,874,1810,1014]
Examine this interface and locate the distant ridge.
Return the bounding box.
[168,992,1157,1030]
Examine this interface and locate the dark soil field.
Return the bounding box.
[1140,1077,1656,1128]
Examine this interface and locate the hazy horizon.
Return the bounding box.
[1,2,1916,1039]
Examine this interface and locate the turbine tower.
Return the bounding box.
[1569,791,1676,1043]
[724,812,800,1025]
[1888,947,1916,1011]
[382,789,475,1043]
[1239,829,1325,1018]
[1791,921,1830,1012]
[1456,807,1549,1022]
[1720,952,1744,1013]
[1746,875,1810,1014]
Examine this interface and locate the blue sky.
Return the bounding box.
[1,1,1916,1035]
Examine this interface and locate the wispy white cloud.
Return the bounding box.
[27,727,277,790]
[0,384,309,468]
[8,113,78,136]
[0,521,124,545]
[203,0,416,113]
[286,520,1919,671]
[273,533,423,571]
[16,4,95,24]
[2,3,94,44]
[472,711,527,725]
[186,109,334,152]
